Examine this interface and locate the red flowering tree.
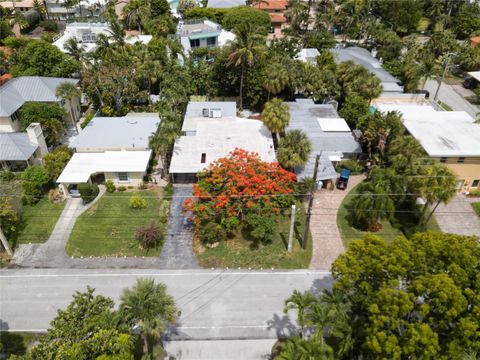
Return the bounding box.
[184,149,297,234]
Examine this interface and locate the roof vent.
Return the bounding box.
[209,108,222,118]
[127,119,138,124]
[202,108,210,117]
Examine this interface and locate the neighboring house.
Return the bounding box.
[373,94,480,192]
[0,0,34,13]
[253,0,289,39]
[0,123,49,171]
[45,0,106,20]
[470,36,480,47]
[286,98,363,186]
[332,46,404,94]
[296,48,320,64]
[169,101,276,183]
[176,19,235,54]
[53,22,152,53]
[207,0,246,8]
[0,76,80,133]
[57,113,160,196]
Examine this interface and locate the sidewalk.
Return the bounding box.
[434,195,480,237]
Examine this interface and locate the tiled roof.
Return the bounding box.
[254,0,288,10]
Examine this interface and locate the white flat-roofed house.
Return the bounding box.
[57,113,160,197]
[169,102,276,183]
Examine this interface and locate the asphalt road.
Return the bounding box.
[0,269,332,340]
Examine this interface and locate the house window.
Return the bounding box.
[473,179,480,188]
[201,153,206,164]
[439,157,447,163]
[117,172,129,182]
[190,39,200,48]
[207,37,216,46]
[457,157,465,163]
[10,110,19,122]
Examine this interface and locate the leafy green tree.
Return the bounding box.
[0,21,13,44]
[296,61,338,100]
[455,44,480,72]
[19,102,67,145]
[336,61,382,104]
[450,3,480,40]
[261,98,290,141]
[371,0,423,35]
[316,49,336,72]
[387,135,425,172]
[184,7,227,24]
[43,146,71,181]
[369,26,403,62]
[338,94,369,128]
[263,62,289,100]
[150,0,171,18]
[21,165,51,204]
[425,30,458,58]
[149,112,181,175]
[302,30,336,50]
[223,6,271,34]
[245,213,276,245]
[178,0,198,17]
[9,40,79,77]
[277,130,311,170]
[122,0,149,33]
[120,278,177,355]
[285,0,309,37]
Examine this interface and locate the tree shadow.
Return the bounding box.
[309,276,334,297]
[266,313,298,339]
[0,321,28,357]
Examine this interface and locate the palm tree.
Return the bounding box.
[55,82,81,135]
[228,23,266,110]
[149,113,181,174]
[107,20,127,52]
[352,184,396,231]
[277,130,312,170]
[284,290,315,339]
[276,336,334,360]
[420,55,439,89]
[285,0,309,36]
[263,62,289,100]
[261,98,290,142]
[64,37,86,62]
[120,278,177,355]
[122,0,149,34]
[388,135,425,172]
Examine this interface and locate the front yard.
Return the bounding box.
[66,189,166,257]
[472,202,480,217]
[194,203,312,269]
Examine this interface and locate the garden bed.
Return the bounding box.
[193,203,312,269]
[66,188,166,257]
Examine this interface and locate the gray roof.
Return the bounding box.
[185,101,237,119]
[70,114,160,150]
[331,47,403,93]
[0,133,38,161]
[0,76,79,117]
[286,99,362,180]
[207,0,246,8]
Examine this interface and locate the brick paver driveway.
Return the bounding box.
[434,195,480,237]
[309,175,365,270]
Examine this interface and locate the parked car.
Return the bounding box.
[336,169,351,190]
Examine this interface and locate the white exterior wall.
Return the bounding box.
[104,171,145,186]
[0,116,19,132]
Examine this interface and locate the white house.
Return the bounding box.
[176,19,235,54]
[169,102,276,183]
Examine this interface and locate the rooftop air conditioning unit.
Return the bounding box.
[209,109,222,118]
[202,108,209,117]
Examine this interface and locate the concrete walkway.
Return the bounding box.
[434,195,480,237]
[425,80,480,118]
[309,175,365,270]
[158,185,199,269]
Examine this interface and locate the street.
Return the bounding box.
[0,269,332,340]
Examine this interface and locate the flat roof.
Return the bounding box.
[207,0,246,8]
[375,103,480,157]
[70,114,160,150]
[57,150,151,183]
[296,48,320,63]
[317,117,351,132]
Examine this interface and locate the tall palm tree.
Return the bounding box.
[388,135,425,172]
[64,37,86,62]
[228,23,266,110]
[122,0,149,33]
[276,336,335,360]
[277,130,312,170]
[352,184,396,231]
[120,278,177,355]
[285,0,309,37]
[284,290,315,339]
[261,98,290,142]
[263,62,289,100]
[55,82,81,135]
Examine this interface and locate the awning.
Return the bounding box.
[57,150,151,184]
[468,71,480,82]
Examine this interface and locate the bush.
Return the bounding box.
[336,159,363,175]
[245,213,276,244]
[129,195,147,209]
[105,180,116,193]
[159,200,170,224]
[80,112,94,129]
[296,177,315,195]
[48,188,64,203]
[467,189,480,197]
[78,183,99,204]
[223,6,271,33]
[40,20,58,32]
[163,183,173,200]
[222,216,240,235]
[117,186,127,192]
[21,165,51,204]
[138,182,147,190]
[199,223,226,244]
[135,222,162,249]
[0,171,16,182]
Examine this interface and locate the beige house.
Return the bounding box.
[57,113,160,197]
[0,76,81,133]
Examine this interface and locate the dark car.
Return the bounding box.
[336,169,351,190]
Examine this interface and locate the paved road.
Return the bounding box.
[425,80,480,118]
[435,195,480,237]
[159,185,199,269]
[0,269,331,340]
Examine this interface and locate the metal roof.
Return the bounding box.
[207,0,246,8]
[0,133,38,161]
[0,76,79,117]
[286,99,362,180]
[70,114,160,150]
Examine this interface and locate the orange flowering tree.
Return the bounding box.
[184,148,297,234]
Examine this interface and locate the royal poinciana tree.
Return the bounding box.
[184,149,297,234]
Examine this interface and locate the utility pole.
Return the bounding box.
[0,227,13,257]
[302,153,321,250]
[434,53,453,102]
[287,204,296,252]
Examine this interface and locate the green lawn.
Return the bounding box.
[14,198,66,246]
[338,184,441,248]
[472,202,480,217]
[194,203,312,269]
[0,332,43,357]
[66,189,165,257]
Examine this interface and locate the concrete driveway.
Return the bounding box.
[425,80,480,118]
[434,195,480,237]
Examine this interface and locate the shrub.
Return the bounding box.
[467,189,480,197]
[199,223,226,244]
[245,213,276,245]
[78,183,99,204]
[105,180,116,193]
[336,159,363,175]
[222,216,240,235]
[159,200,170,224]
[138,182,147,190]
[129,195,147,209]
[80,112,94,129]
[0,171,16,182]
[48,188,64,203]
[117,186,127,192]
[163,183,173,200]
[296,177,315,196]
[135,222,162,249]
[40,20,58,32]
[21,165,51,204]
